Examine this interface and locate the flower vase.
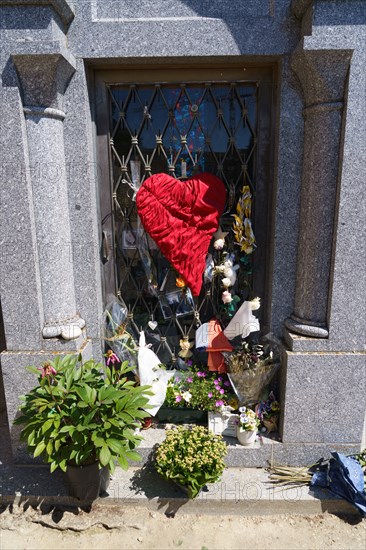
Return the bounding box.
[236,427,257,446]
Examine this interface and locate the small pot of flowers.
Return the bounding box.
[14,353,152,502]
[236,406,260,445]
[155,425,227,498]
[158,366,236,424]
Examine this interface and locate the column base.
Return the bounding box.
[42,316,86,340]
[284,315,329,338]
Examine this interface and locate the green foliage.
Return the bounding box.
[155,425,227,498]
[14,355,152,473]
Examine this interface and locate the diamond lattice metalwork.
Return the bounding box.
[108,81,258,365]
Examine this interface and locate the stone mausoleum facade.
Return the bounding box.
[0,0,365,465]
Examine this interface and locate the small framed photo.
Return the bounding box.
[159,288,195,319]
[121,228,137,250]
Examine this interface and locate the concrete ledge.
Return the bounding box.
[0,463,358,517]
[8,425,362,468]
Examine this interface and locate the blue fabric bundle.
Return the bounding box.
[311,452,366,517]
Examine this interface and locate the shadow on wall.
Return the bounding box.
[0,299,12,464]
[88,0,294,54]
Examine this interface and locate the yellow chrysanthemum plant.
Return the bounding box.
[155,425,227,498]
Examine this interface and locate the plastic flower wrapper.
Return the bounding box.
[223,335,280,406]
[135,220,158,296]
[137,331,175,416]
[103,295,139,367]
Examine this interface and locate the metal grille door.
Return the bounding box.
[98,68,273,365]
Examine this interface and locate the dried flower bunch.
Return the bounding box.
[223,339,280,406]
[224,341,274,374]
[155,425,227,498]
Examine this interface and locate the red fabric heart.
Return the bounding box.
[136,172,226,295]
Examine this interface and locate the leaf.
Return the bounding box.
[50,461,58,473]
[25,366,41,375]
[59,459,67,472]
[33,441,46,457]
[27,430,35,446]
[42,419,54,434]
[98,386,121,403]
[59,425,75,433]
[124,450,141,462]
[117,454,129,471]
[108,459,115,474]
[106,438,126,455]
[75,386,89,403]
[100,444,111,467]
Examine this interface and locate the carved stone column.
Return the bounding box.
[12,52,85,340]
[285,47,352,338]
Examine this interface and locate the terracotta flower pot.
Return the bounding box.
[63,462,110,502]
[236,427,257,446]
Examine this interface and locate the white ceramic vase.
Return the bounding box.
[236,427,257,446]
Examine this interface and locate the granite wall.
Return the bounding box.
[0,0,365,464]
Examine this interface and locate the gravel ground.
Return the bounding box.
[0,503,365,550]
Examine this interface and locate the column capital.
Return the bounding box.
[0,0,74,28]
[12,51,76,110]
[291,45,352,107]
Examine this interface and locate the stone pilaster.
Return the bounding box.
[284,47,352,339]
[12,53,85,340]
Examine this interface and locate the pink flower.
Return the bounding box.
[105,350,120,366]
[187,377,193,383]
[222,290,233,304]
[219,388,225,395]
[175,395,183,403]
[208,392,213,398]
[197,371,206,378]
[38,363,57,379]
[218,377,223,382]
[215,400,224,407]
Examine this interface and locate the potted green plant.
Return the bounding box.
[155,425,227,498]
[236,406,260,445]
[14,354,152,501]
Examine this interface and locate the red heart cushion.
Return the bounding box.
[136,172,226,296]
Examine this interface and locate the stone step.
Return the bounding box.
[136,426,359,468]
[12,424,360,469]
[0,463,357,517]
